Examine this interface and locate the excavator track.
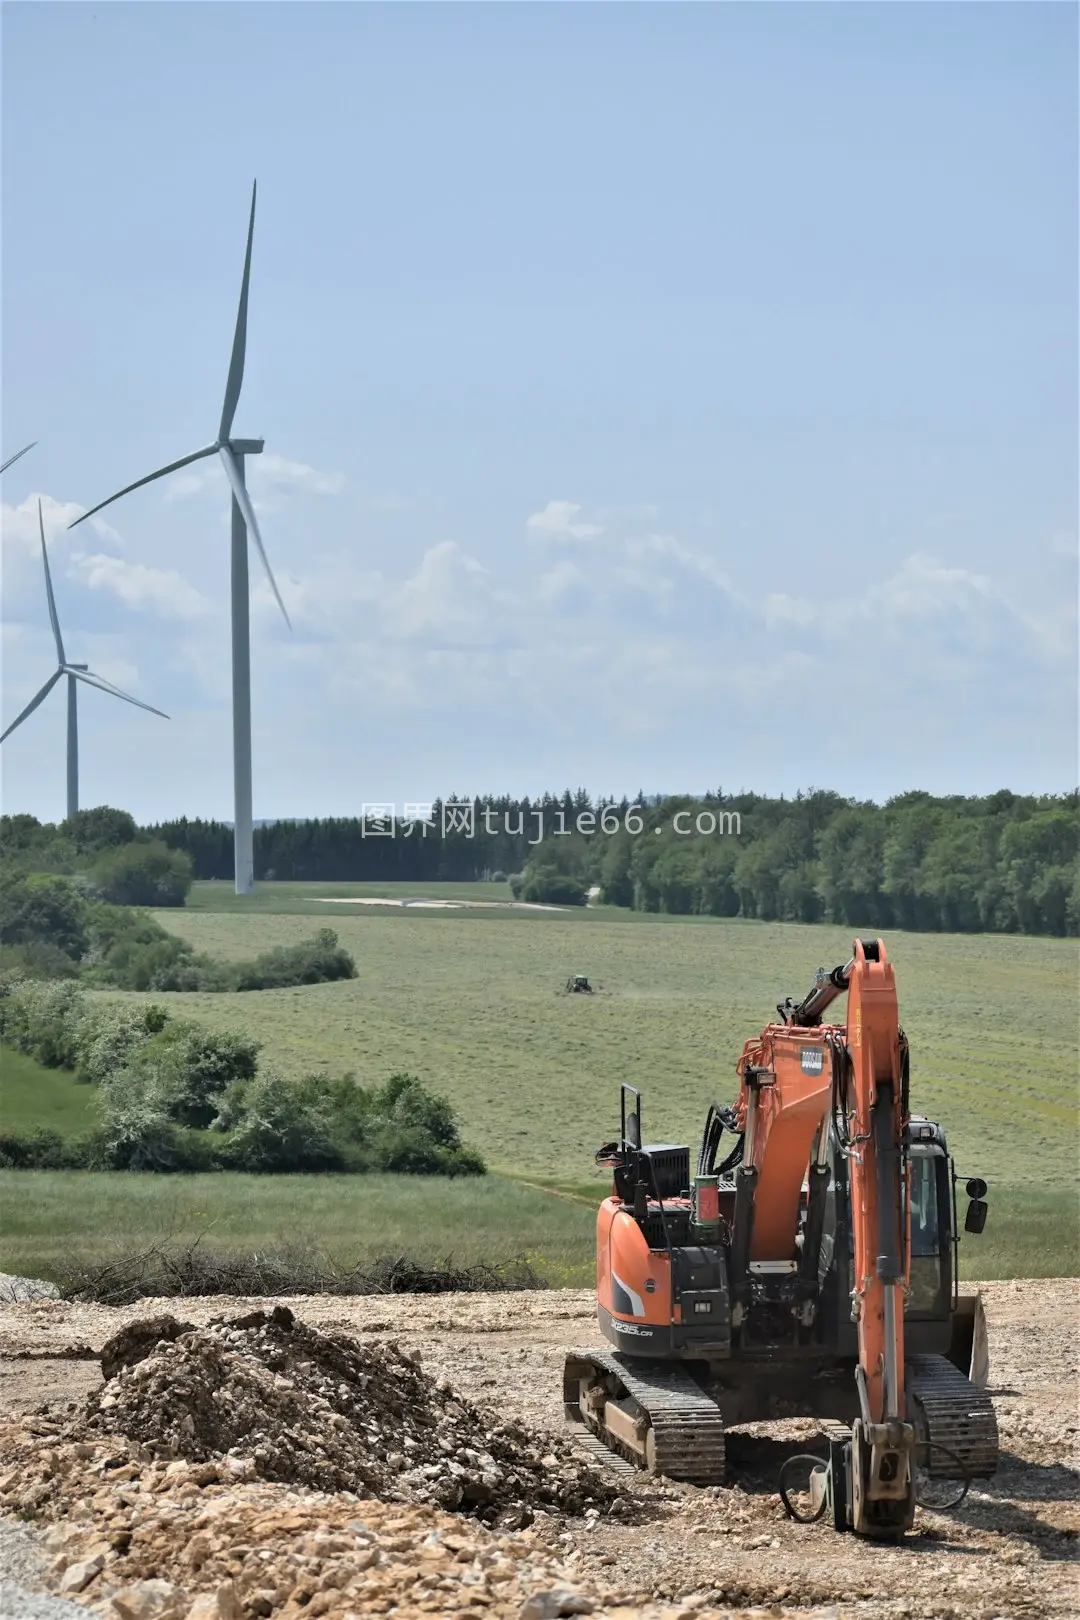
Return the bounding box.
[908,1353,999,1480]
[564,1349,726,1486]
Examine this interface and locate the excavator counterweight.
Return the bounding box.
[564,939,998,1537]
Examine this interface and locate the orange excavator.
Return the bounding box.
[564,939,998,1536]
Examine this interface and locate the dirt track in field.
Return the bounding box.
[1,1279,1076,1619]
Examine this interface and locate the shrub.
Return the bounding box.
[87,840,194,907]
[73,1003,172,1086]
[95,1094,194,1172]
[0,1128,92,1169]
[133,1023,261,1129]
[0,978,87,1069]
[0,940,83,980]
[82,903,210,991]
[0,872,88,960]
[223,1069,344,1173]
[519,870,587,906]
[63,806,138,855]
[362,1073,486,1177]
[230,928,357,991]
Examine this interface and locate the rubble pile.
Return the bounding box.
[84,1307,619,1523]
[0,1426,671,1619]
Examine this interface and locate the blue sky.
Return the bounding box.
[2,1,1076,822]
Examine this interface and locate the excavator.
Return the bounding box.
[564,938,998,1537]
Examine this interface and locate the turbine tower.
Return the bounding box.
[70,182,288,894]
[1,502,168,820]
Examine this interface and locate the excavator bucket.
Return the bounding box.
[948,1290,990,1389]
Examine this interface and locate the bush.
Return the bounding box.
[87,839,194,907]
[74,1004,171,1086]
[63,807,138,855]
[519,871,587,906]
[133,1023,261,1128]
[230,929,357,991]
[0,1128,93,1169]
[0,978,88,1069]
[0,940,83,980]
[0,872,88,960]
[361,1073,486,1177]
[82,903,215,991]
[223,1069,345,1173]
[95,1093,208,1172]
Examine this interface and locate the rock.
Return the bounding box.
[109,1579,184,1618]
[519,1589,595,1618]
[57,1553,104,1593]
[183,1584,241,1620]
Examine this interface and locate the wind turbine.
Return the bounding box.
[69,181,289,894]
[1,502,168,821]
[1,442,37,475]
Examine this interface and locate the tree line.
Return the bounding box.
[145,789,1080,936]
[4,789,1076,936]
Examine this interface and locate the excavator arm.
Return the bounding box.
[834,939,915,1534]
[731,938,916,1534]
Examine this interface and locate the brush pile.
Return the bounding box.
[85,1306,620,1525]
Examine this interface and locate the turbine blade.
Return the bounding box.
[38,501,66,664]
[218,445,292,628]
[0,442,36,475]
[73,668,169,719]
[219,180,257,443]
[68,444,218,529]
[0,669,62,743]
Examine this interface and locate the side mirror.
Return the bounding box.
[626,1109,641,1149]
[965,1177,987,1200]
[965,1199,988,1235]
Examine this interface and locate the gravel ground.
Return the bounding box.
[1,1279,1077,1618]
[0,1516,94,1620]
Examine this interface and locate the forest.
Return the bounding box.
[140,789,1079,936]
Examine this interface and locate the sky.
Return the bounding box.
[2,1,1077,824]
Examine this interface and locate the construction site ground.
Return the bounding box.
[0,1278,1076,1620]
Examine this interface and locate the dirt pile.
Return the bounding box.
[84,1307,619,1524]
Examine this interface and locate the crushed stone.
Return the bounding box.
[83,1306,621,1523]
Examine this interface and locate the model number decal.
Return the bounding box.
[800,1048,825,1075]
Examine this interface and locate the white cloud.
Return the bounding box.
[1,493,125,565]
[68,552,212,621]
[162,453,344,503]
[526,500,604,541]
[256,455,345,497]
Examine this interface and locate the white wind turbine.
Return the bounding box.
[1,442,37,475]
[69,181,289,893]
[1,501,168,820]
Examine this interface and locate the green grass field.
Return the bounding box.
[140,893,1076,1187]
[0,1170,593,1285]
[1,1171,1071,1287]
[2,885,1076,1285]
[0,1049,97,1137]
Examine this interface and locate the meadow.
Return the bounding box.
[2,883,1076,1285]
[140,886,1076,1187]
